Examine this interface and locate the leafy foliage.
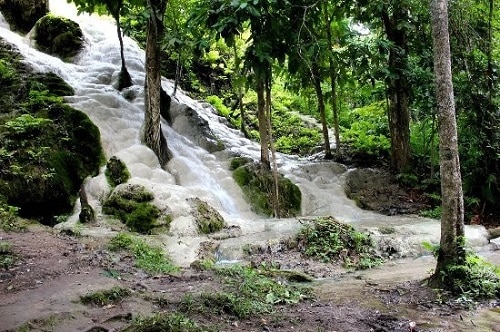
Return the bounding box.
[437,253,500,300]
[340,102,390,156]
[108,232,178,274]
[297,217,383,270]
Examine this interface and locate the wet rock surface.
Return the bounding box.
[344,168,429,215]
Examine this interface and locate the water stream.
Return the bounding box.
[0,1,494,266]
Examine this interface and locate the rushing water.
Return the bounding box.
[0,1,492,266]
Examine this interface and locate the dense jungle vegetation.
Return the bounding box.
[113,0,499,226]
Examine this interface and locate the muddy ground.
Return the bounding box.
[1,225,499,332]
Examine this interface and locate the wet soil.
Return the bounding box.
[1,226,499,332]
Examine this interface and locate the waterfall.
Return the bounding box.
[0,1,491,266]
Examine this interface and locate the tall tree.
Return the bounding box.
[429,0,465,285]
[143,0,169,166]
[350,0,412,173]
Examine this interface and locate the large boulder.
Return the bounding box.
[33,15,83,60]
[0,0,48,34]
[169,100,224,153]
[0,39,104,224]
[231,158,302,218]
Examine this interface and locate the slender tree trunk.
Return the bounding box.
[382,8,411,173]
[429,0,465,285]
[232,44,248,138]
[312,65,332,159]
[143,0,169,166]
[257,77,270,169]
[173,55,181,96]
[330,66,341,157]
[106,0,132,91]
[323,5,341,158]
[265,81,280,218]
[115,14,132,90]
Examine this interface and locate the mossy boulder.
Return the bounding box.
[232,160,302,217]
[33,15,83,60]
[0,0,49,34]
[189,197,226,234]
[103,184,167,234]
[0,39,104,224]
[105,156,130,187]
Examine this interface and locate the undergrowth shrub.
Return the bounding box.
[437,253,500,300]
[123,312,203,332]
[297,216,383,270]
[108,232,178,274]
[178,264,311,319]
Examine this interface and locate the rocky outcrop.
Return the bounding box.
[33,15,83,60]
[103,183,168,234]
[188,197,226,234]
[231,159,302,218]
[169,100,224,153]
[0,0,48,34]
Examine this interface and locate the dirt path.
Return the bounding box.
[1,227,499,332]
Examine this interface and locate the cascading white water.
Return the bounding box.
[0,0,492,266]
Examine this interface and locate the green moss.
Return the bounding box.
[229,156,251,171]
[232,162,301,217]
[34,15,83,60]
[105,156,130,187]
[103,184,161,234]
[0,41,103,224]
[190,198,225,234]
[32,72,74,96]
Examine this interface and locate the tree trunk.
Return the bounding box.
[381,7,411,173]
[143,0,169,167]
[323,5,341,158]
[114,14,132,91]
[312,65,332,159]
[232,44,248,138]
[257,77,270,169]
[429,0,466,286]
[265,81,280,218]
[173,55,181,96]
